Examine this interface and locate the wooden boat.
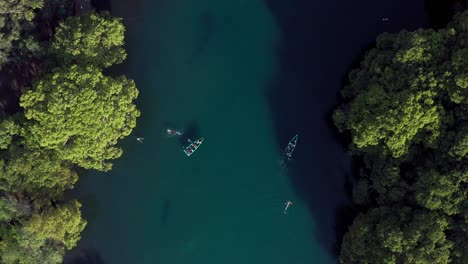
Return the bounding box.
[183,138,204,157]
[284,134,298,160]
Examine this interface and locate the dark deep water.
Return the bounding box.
[65,1,432,263]
[265,0,431,255]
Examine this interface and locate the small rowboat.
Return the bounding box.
[284,134,298,160]
[183,138,204,157]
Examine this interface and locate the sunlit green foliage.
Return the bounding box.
[50,11,126,68]
[335,12,468,158]
[20,65,140,171]
[0,117,20,149]
[25,200,86,250]
[347,88,440,158]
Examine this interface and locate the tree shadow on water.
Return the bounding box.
[91,0,111,12]
[425,0,467,29]
[64,248,105,264]
[264,0,361,260]
[264,0,444,260]
[188,10,217,64]
[160,199,171,226]
[176,122,201,146]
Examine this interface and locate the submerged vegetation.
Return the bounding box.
[0,1,139,263]
[334,11,468,263]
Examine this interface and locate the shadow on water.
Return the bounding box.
[267,0,362,256]
[177,122,201,146]
[160,199,171,226]
[188,10,217,64]
[91,0,111,12]
[265,0,434,259]
[76,194,99,225]
[425,0,467,29]
[64,248,105,264]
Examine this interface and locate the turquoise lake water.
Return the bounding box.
[67,0,429,263]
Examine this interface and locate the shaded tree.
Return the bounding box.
[449,219,468,264]
[340,206,453,264]
[0,201,85,264]
[50,11,126,68]
[0,195,18,222]
[335,11,468,264]
[0,145,78,201]
[0,0,44,66]
[414,165,468,215]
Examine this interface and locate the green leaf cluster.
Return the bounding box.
[0,200,86,264]
[50,11,127,68]
[0,8,138,264]
[336,11,468,263]
[341,207,453,264]
[20,65,139,170]
[0,146,78,200]
[0,0,44,66]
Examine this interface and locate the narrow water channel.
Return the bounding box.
[67,0,429,263]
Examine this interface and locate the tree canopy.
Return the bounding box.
[50,11,127,68]
[414,165,468,215]
[0,117,20,149]
[334,12,468,158]
[0,145,78,200]
[341,207,453,264]
[0,200,86,264]
[335,11,468,264]
[20,65,140,171]
[0,0,44,66]
[0,6,138,264]
[24,200,86,250]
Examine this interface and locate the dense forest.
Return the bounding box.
[334,10,468,264]
[0,1,139,263]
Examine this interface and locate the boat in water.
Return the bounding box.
[284,134,298,160]
[183,137,204,156]
[166,128,182,136]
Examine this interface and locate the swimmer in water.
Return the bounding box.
[166,128,183,136]
[136,137,144,143]
[284,200,293,214]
